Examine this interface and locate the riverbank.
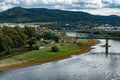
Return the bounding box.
[0,39,97,71]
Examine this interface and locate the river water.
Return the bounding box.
[0,40,120,80]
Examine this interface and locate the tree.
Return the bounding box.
[41,28,61,42]
[0,25,40,56]
[0,33,12,55]
[23,26,37,38]
[51,30,61,42]
[27,37,36,50]
[2,26,25,48]
[14,26,28,45]
[0,33,7,52]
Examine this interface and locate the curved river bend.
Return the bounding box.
[0,40,120,80]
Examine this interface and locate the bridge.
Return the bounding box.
[57,30,120,33]
[75,33,120,40]
[65,30,120,54]
[62,30,120,39]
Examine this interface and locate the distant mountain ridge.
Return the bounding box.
[0,7,120,26]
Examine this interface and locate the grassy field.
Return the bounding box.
[0,39,97,71]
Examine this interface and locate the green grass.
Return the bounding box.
[16,43,79,60]
[0,43,79,66]
[77,39,89,45]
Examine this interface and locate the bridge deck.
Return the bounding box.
[75,34,120,40]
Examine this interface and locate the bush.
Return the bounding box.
[32,45,39,50]
[51,46,59,52]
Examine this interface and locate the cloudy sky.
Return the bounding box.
[0,0,120,15]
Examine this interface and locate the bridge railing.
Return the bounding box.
[76,34,120,39]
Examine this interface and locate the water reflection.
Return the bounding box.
[0,40,120,80]
[105,46,109,57]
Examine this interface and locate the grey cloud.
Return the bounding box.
[0,0,4,2]
[102,0,112,4]
[63,5,97,10]
[102,0,120,8]
[105,4,120,8]
[0,0,120,15]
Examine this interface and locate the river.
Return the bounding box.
[0,40,120,80]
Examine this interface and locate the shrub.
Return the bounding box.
[32,45,39,50]
[51,46,59,52]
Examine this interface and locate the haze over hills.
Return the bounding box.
[0,7,120,26]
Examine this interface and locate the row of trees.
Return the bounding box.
[0,26,37,56]
[40,27,62,42]
[0,26,63,57]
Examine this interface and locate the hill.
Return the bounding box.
[0,7,120,26]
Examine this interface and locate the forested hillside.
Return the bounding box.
[0,7,120,26]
